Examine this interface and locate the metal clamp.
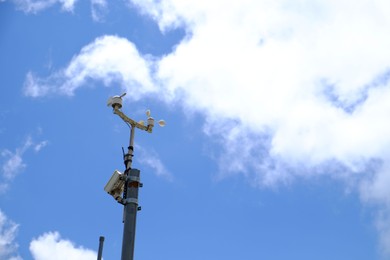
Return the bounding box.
[127,176,140,182]
[125,198,138,205]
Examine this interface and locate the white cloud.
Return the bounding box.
[23,0,390,253]
[1,137,32,182]
[34,141,49,152]
[0,210,22,260]
[91,0,107,22]
[11,0,109,21]
[128,0,390,179]
[136,145,172,180]
[1,136,48,193]
[12,0,78,13]
[1,151,25,182]
[29,232,97,260]
[24,35,156,100]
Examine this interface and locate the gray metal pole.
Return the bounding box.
[121,168,140,260]
[97,236,104,260]
[121,126,141,260]
[108,95,160,260]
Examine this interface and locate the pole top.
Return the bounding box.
[107,93,126,109]
[107,93,166,133]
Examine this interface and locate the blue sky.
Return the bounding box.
[1,0,390,259]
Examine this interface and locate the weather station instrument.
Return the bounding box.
[104,93,165,260]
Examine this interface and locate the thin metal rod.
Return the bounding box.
[97,236,104,260]
[121,126,139,260]
[129,126,135,151]
[122,126,135,202]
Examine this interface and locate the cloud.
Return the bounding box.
[128,0,390,180]
[23,35,156,100]
[12,0,78,13]
[1,136,48,193]
[91,0,107,22]
[11,0,109,22]
[23,0,390,252]
[29,232,97,260]
[0,210,22,260]
[34,141,49,152]
[1,151,25,183]
[136,145,172,180]
[1,137,32,181]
